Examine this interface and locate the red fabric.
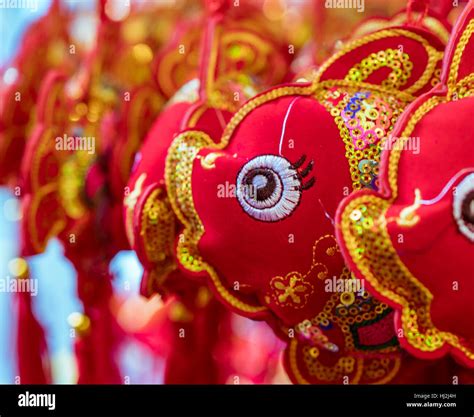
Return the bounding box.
[16,3,181,384]
[318,29,445,96]
[190,26,445,321]
[127,99,236,384]
[194,97,348,323]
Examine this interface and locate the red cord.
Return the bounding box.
[407,0,430,24]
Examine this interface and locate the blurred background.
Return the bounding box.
[0,2,168,383]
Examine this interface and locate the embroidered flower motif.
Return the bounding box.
[270,272,314,308]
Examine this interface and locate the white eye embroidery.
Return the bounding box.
[236,154,315,222]
[453,173,474,242]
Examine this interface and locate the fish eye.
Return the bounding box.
[236,154,314,222]
[453,173,474,242]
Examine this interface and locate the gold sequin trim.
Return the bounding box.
[139,187,177,295]
[313,29,443,96]
[448,19,474,98]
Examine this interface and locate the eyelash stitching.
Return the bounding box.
[300,177,316,191]
[291,154,316,191]
[292,154,307,169]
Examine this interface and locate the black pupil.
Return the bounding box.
[461,190,474,227]
[244,169,276,201]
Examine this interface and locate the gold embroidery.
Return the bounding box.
[268,234,338,310]
[313,29,443,96]
[362,357,401,384]
[58,151,91,220]
[340,195,456,354]
[352,12,450,45]
[451,73,474,99]
[388,97,442,202]
[270,272,314,308]
[302,347,356,382]
[448,19,474,97]
[277,236,400,384]
[395,188,422,227]
[288,338,400,384]
[345,48,413,90]
[198,152,226,170]
[163,28,447,373]
[341,105,474,358]
[164,29,442,316]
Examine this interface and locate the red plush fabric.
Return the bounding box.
[336,1,474,369]
[127,94,235,296]
[194,97,348,323]
[126,92,238,385]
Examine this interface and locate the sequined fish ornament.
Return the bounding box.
[336,0,474,370]
[161,5,467,384]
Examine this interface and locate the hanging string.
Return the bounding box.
[278,97,301,156]
[198,0,230,101]
[407,0,430,25]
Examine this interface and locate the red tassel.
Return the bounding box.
[164,292,229,384]
[74,264,122,384]
[16,280,51,384]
